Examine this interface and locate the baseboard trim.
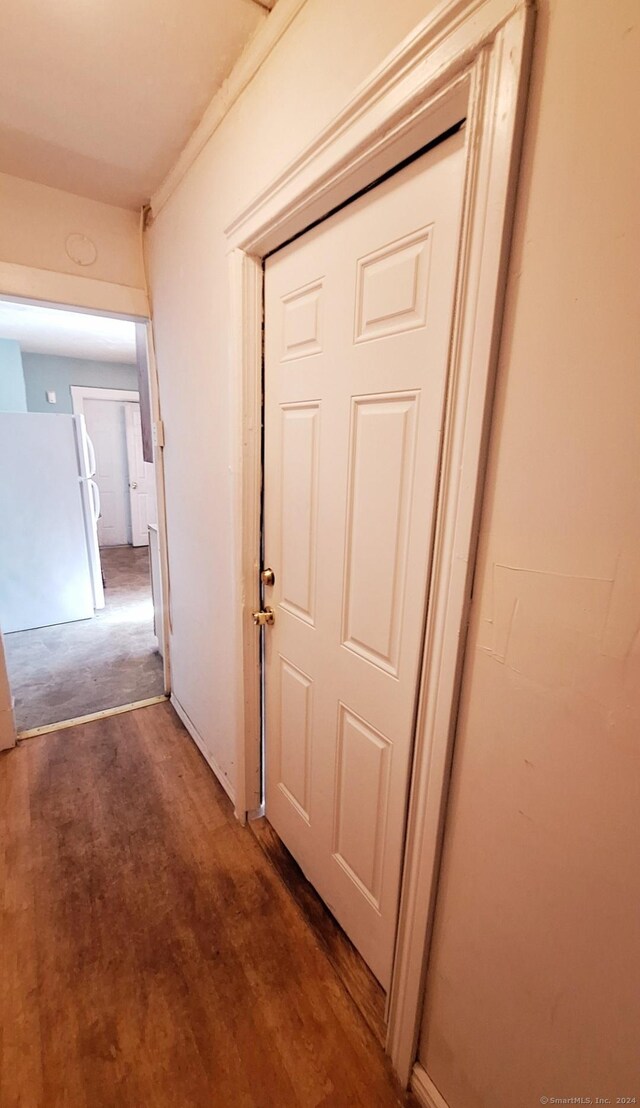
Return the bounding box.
[170,693,236,806]
[17,695,169,740]
[411,1064,451,1108]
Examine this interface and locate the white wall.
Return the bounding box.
[146,0,639,1098]
[146,0,444,794]
[0,172,147,316]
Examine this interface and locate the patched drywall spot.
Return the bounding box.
[490,563,612,662]
[481,555,640,700]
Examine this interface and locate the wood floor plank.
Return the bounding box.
[0,747,44,1107]
[0,702,412,1107]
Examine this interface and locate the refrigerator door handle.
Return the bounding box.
[85,431,97,478]
[89,478,101,523]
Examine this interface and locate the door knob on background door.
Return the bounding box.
[130,481,138,489]
[252,607,275,626]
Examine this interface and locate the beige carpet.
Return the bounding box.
[4,545,164,732]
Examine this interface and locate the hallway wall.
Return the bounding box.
[146,0,639,1101]
[418,1,640,1104]
[145,0,445,796]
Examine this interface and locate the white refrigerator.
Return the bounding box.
[0,412,104,634]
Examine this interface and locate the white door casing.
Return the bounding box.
[83,397,131,547]
[125,402,157,546]
[264,133,466,989]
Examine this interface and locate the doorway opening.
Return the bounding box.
[0,298,169,735]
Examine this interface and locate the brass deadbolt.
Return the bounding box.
[261,567,275,586]
[252,607,275,627]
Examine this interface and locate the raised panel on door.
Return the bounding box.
[264,129,466,988]
[277,656,313,823]
[342,392,419,676]
[281,279,324,360]
[354,226,433,342]
[280,403,320,625]
[333,704,392,908]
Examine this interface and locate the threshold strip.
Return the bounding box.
[17,695,169,741]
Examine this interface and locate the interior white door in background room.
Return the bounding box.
[125,403,157,547]
[82,398,131,547]
[263,131,466,988]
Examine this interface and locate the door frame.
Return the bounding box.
[225,0,534,1083]
[71,385,139,409]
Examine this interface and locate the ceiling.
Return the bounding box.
[0,301,137,363]
[0,0,269,211]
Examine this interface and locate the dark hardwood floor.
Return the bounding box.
[0,701,411,1107]
[250,817,387,1047]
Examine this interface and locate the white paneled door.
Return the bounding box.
[263,131,466,988]
[124,403,157,546]
[83,397,131,547]
[82,395,156,548]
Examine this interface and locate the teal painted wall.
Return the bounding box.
[22,353,138,413]
[0,339,27,412]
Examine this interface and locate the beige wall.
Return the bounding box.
[0,172,147,315]
[146,0,639,1097]
[419,0,640,1104]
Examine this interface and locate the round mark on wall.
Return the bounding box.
[65,233,98,267]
